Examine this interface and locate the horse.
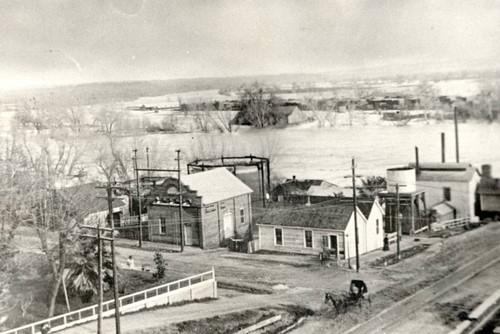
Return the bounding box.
[324,292,348,315]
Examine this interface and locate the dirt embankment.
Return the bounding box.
[131,305,313,334]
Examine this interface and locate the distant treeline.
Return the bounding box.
[3,68,500,108]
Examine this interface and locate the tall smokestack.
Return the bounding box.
[415,146,420,176]
[454,106,459,163]
[441,132,445,163]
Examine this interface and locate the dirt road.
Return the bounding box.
[54,288,308,334]
[342,245,500,334]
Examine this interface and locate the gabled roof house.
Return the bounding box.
[256,199,384,259]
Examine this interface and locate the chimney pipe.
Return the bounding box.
[481,164,492,180]
[441,132,445,163]
[415,146,420,175]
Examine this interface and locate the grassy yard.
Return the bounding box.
[0,254,184,332]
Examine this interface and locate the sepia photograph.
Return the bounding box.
[1,1,499,333]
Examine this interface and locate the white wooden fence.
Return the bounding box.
[120,214,149,227]
[1,269,216,334]
[386,232,398,244]
[431,217,472,231]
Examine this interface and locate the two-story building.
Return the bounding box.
[147,168,253,249]
[409,162,480,221]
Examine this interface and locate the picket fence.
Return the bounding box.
[1,269,216,334]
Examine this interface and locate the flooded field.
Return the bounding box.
[1,106,498,185]
[127,121,500,186]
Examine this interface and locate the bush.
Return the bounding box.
[152,252,167,282]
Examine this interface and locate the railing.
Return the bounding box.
[1,269,215,334]
[414,225,429,234]
[386,232,398,244]
[120,214,149,227]
[431,217,471,231]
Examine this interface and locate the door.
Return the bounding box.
[329,235,338,258]
[184,224,193,246]
[223,212,234,239]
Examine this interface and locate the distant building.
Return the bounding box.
[256,200,384,258]
[58,182,129,227]
[477,164,500,218]
[270,177,345,204]
[147,168,253,249]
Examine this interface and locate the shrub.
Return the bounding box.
[152,252,167,281]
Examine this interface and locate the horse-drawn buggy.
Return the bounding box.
[324,280,371,315]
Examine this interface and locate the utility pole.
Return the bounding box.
[395,183,401,261]
[146,147,150,178]
[351,158,360,272]
[133,149,143,247]
[97,226,103,334]
[176,149,184,252]
[441,132,446,163]
[453,106,460,163]
[106,185,121,334]
[80,225,114,334]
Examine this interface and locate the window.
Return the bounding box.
[444,187,451,201]
[376,219,379,234]
[305,230,313,248]
[159,217,166,235]
[275,228,283,246]
[240,208,245,224]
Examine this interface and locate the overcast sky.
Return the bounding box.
[1,0,499,89]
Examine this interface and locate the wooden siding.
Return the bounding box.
[258,225,345,257]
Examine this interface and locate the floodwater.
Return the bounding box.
[136,121,500,186]
[1,105,498,185]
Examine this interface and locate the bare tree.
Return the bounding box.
[256,130,283,166]
[213,109,238,133]
[62,106,91,134]
[415,81,440,121]
[193,111,214,133]
[2,134,89,317]
[14,98,60,133]
[305,94,338,128]
[473,81,500,121]
[20,293,33,318]
[239,83,278,128]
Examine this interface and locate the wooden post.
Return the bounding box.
[260,162,266,208]
[107,185,121,334]
[454,106,459,163]
[97,227,103,334]
[396,184,401,261]
[146,147,150,178]
[351,158,360,272]
[133,149,143,247]
[176,149,184,252]
[441,132,445,163]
